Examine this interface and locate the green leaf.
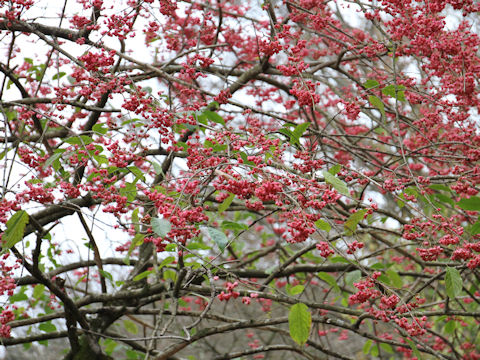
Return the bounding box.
[33,284,45,300]
[43,152,63,170]
[152,161,164,176]
[158,256,175,269]
[328,164,341,175]
[345,270,362,286]
[322,171,349,196]
[218,193,235,213]
[364,79,379,89]
[151,218,172,238]
[64,135,93,146]
[104,338,118,355]
[187,242,210,250]
[278,127,294,142]
[208,101,220,110]
[10,292,28,303]
[122,118,142,126]
[52,72,66,80]
[368,95,385,119]
[288,303,311,345]
[163,269,176,281]
[317,272,340,293]
[92,123,108,135]
[278,122,309,146]
[39,322,57,333]
[434,193,455,206]
[132,208,140,233]
[207,227,229,252]
[123,319,138,334]
[213,144,227,152]
[445,267,462,298]
[165,243,176,252]
[406,339,422,360]
[429,184,451,192]
[377,274,391,285]
[386,269,403,288]
[471,221,480,235]
[404,186,419,197]
[363,339,373,354]
[203,110,225,126]
[444,320,456,334]
[126,349,142,359]
[93,154,108,166]
[291,122,310,145]
[99,270,113,282]
[344,210,366,235]
[195,112,208,126]
[288,285,305,295]
[221,221,248,231]
[381,84,406,101]
[120,182,137,202]
[133,270,153,282]
[458,197,480,211]
[330,256,349,264]
[127,166,145,182]
[128,233,145,257]
[380,343,394,354]
[370,263,386,270]
[3,210,29,249]
[314,219,331,232]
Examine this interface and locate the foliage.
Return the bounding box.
[0,0,479,359]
